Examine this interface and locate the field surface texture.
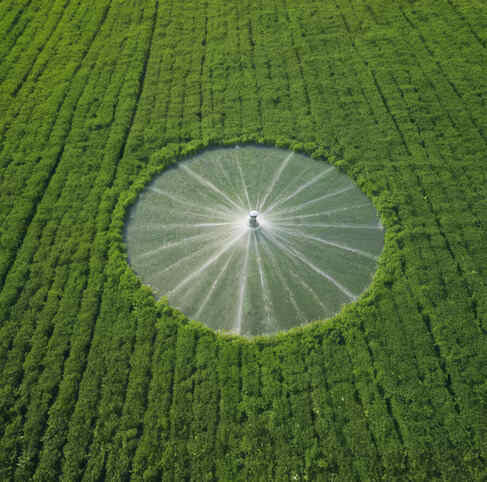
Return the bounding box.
[0,0,486,480]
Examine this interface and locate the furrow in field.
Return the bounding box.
[239,5,263,136]
[53,5,162,479]
[184,334,219,481]
[77,280,139,481]
[0,4,135,478]
[398,6,487,146]
[66,5,165,473]
[446,0,486,49]
[341,343,389,477]
[214,342,243,480]
[0,1,113,289]
[234,344,273,479]
[11,2,166,476]
[0,0,38,64]
[102,298,158,479]
[222,2,243,141]
[0,0,75,136]
[0,0,34,37]
[4,0,69,99]
[157,326,199,480]
[280,0,313,121]
[0,0,119,381]
[0,0,117,383]
[275,0,303,140]
[129,318,179,481]
[149,3,178,147]
[387,165,487,462]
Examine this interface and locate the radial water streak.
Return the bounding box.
[264,166,335,214]
[237,159,251,210]
[235,232,251,333]
[288,264,329,315]
[260,232,306,323]
[280,227,379,261]
[258,151,293,210]
[253,231,274,330]
[168,229,248,297]
[150,221,237,229]
[215,155,247,207]
[135,229,226,260]
[180,164,243,211]
[269,184,355,217]
[263,228,357,300]
[277,222,382,230]
[274,203,371,222]
[148,186,234,218]
[195,250,236,320]
[146,209,229,222]
[153,227,243,278]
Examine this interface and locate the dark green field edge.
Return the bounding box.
[0,0,121,476]
[0,1,159,478]
[0,0,115,383]
[336,0,487,442]
[0,0,76,140]
[0,1,113,287]
[60,5,161,481]
[0,0,39,64]
[337,1,486,474]
[0,0,66,95]
[0,0,486,480]
[0,3,115,445]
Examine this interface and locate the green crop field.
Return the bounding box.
[0,0,486,480]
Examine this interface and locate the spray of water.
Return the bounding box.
[126,146,384,336]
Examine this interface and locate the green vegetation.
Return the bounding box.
[0,0,486,479]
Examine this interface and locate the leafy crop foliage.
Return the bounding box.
[0,0,486,479]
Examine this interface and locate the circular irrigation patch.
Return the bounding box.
[125,145,384,336]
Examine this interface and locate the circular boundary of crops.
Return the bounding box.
[116,138,394,342]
